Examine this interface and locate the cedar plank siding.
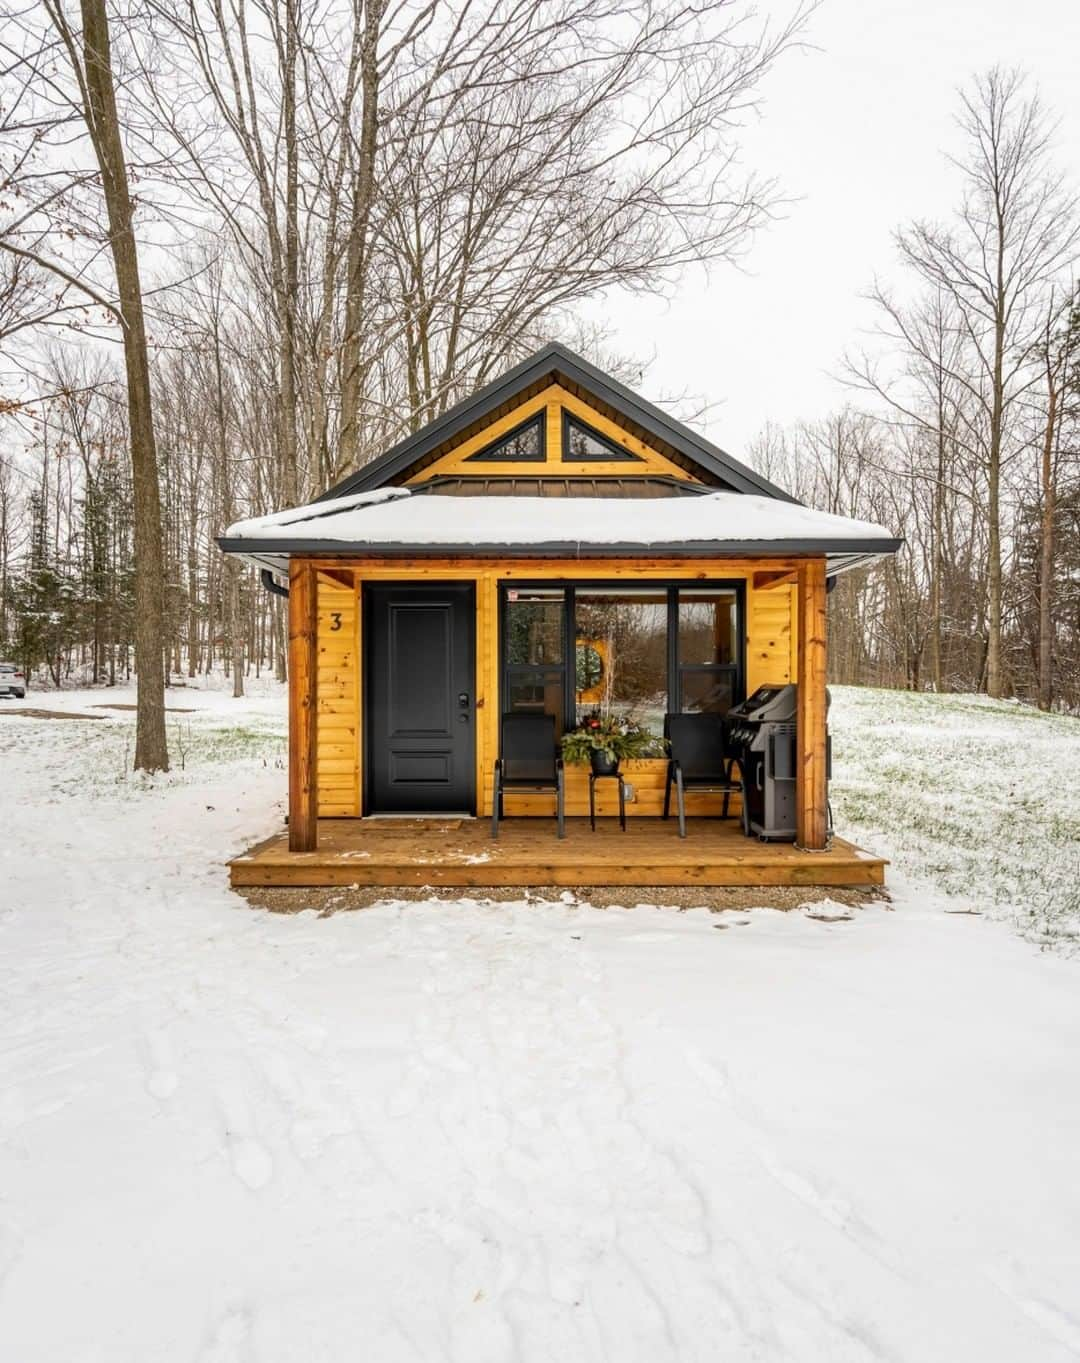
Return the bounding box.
[316,574,360,816]
[313,387,801,820]
[314,567,797,821]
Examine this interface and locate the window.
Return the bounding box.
[562,413,641,462]
[573,588,668,735]
[506,588,563,665]
[501,583,744,742]
[503,588,567,733]
[677,588,739,714]
[465,414,545,462]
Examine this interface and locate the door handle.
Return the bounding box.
[458,692,470,708]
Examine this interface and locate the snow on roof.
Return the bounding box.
[225,489,895,549]
[226,487,408,537]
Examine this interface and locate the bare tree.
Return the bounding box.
[341,0,808,465]
[845,288,977,691]
[893,68,1079,697]
[1030,286,1080,708]
[142,0,809,488]
[1,0,170,767]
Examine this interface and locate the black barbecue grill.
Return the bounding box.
[725,684,832,841]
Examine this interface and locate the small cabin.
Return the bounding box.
[220,344,900,889]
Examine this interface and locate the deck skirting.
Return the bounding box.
[229,817,886,890]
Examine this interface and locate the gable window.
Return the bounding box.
[500,582,744,743]
[464,414,545,462]
[562,412,642,462]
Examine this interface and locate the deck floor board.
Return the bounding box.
[229,818,886,889]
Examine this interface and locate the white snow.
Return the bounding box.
[225,487,409,538]
[828,686,1080,948]
[225,489,895,549]
[2,684,1079,1362]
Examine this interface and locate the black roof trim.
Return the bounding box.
[220,535,903,559]
[316,342,797,504]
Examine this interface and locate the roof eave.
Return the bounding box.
[219,535,903,561]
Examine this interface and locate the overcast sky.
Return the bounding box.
[599,0,1080,459]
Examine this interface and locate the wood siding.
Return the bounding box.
[316,572,360,816]
[312,559,800,819]
[747,580,797,695]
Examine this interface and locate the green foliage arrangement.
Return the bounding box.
[560,710,665,765]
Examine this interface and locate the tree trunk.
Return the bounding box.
[930,404,945,693]
[80,0,168,770]
[229,559,245,698]
[1037,375,1058,710]
[338,0,384,475]
[278,0,301,505]
[985,185,1010,701]
[986,322,1005,698]
[187,548,200,677]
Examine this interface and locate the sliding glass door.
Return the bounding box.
[500,582,743,741]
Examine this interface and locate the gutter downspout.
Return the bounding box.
[261,568,289,599]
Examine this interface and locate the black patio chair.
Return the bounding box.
[662,712,743,839]
[491,712,565,839]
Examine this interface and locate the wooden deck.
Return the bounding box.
[229,817,887,889]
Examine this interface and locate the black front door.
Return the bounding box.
[365,583,475,814]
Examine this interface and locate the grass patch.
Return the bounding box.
[830,686,1080,950]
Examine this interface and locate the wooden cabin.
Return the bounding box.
[220,344,900,889]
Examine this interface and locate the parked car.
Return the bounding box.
[0,663,27,699]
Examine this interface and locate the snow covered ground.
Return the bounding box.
[829,686,1080,949]
[1,683,1079,1362]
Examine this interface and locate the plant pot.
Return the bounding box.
[590,749,620,776]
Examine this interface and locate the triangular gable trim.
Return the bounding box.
[317,342,798,504]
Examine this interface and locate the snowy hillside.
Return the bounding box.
[829,687,1080,948]
[1,684,1079,1362]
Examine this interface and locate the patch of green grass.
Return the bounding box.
[5,710,287,804]
[830,685,1080,949]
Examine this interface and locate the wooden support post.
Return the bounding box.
[288,559,318,852]
[796,557,828,850]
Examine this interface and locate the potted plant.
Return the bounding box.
[560,711,662,774]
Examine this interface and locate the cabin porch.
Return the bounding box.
[228,815,886,889]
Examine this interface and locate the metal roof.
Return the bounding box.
[410,475,706,498]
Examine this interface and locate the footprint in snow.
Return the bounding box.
[258,1049,355,1160]
[289,1018,328,1054]
[385,1075,423,1118]
[230,1137,273,1191]
[985,1262,1080,1355]
[682,1045,733,1101]
[0,1215,24,1293]
[142,1028,179,1101]
[758,1149,858,1238]
[217,1089,273,1191]
[200,1306,253,1363]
